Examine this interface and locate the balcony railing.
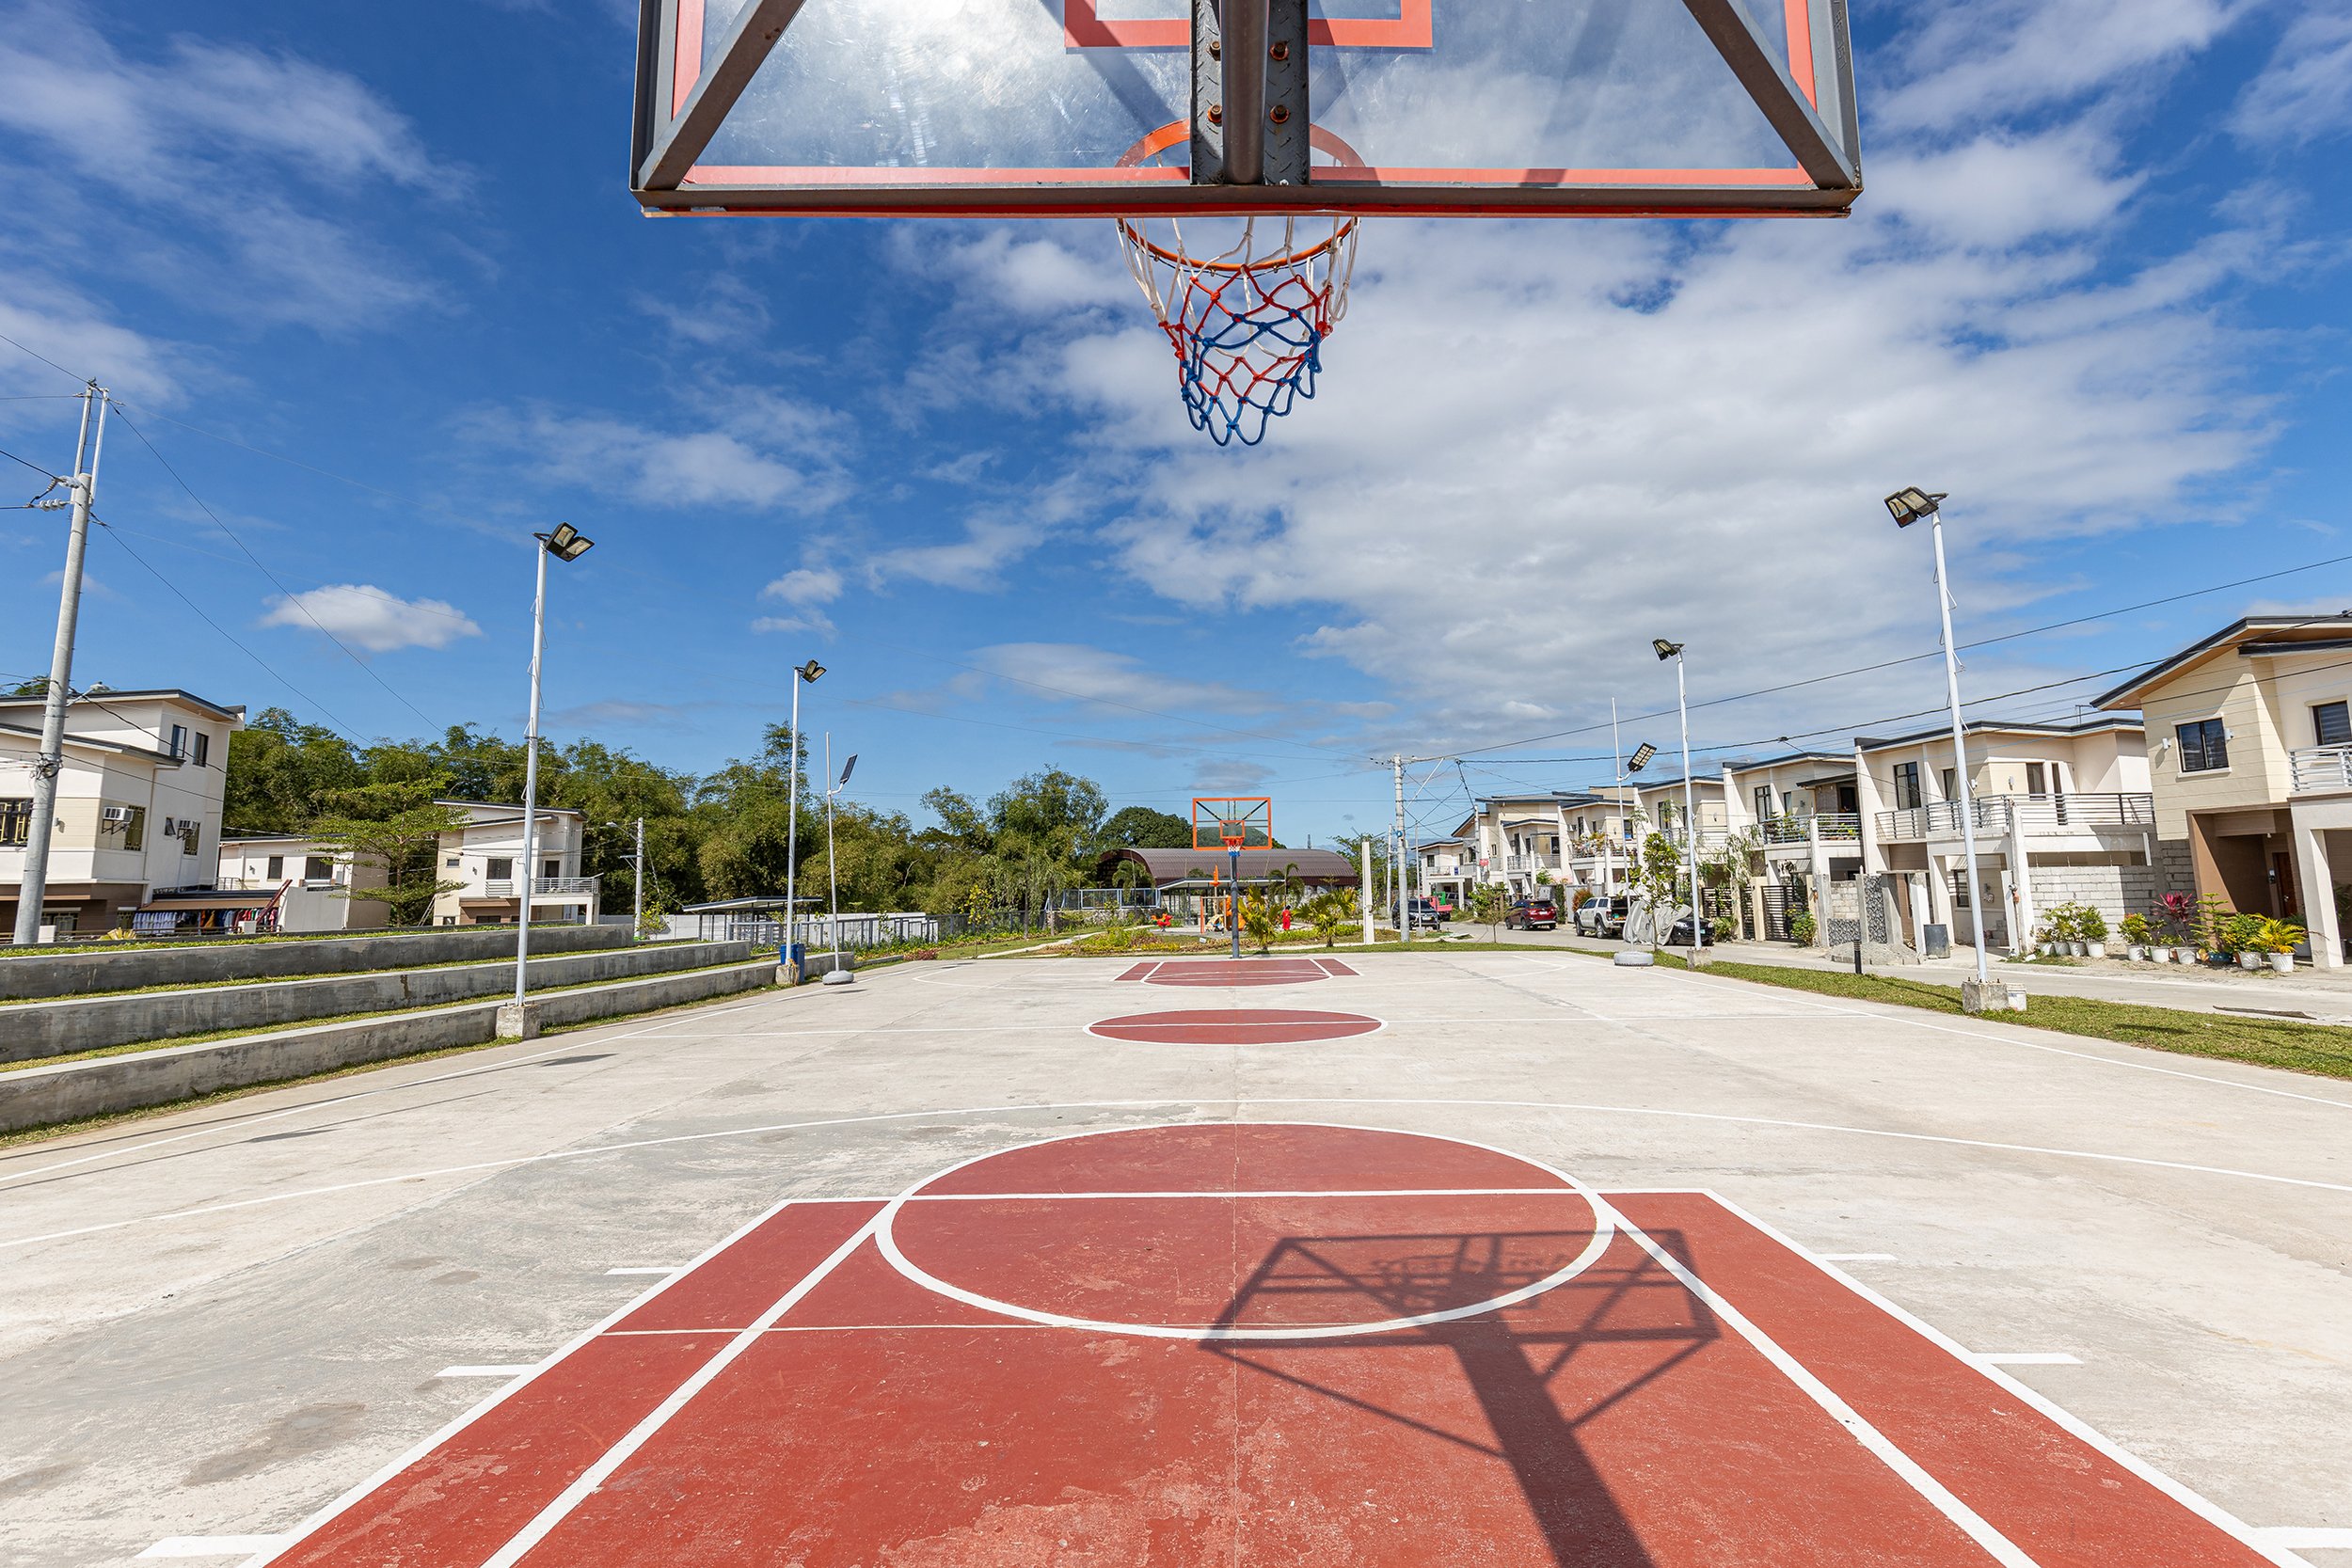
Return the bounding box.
[2292,745,2352,794]
[1759,813,1860,846]
[1874,793,2154,841]
[480,875,601,899]
[1503,854,1562,873]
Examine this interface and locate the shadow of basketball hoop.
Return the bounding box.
[1201,1227,1718,1567]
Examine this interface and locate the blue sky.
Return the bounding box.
[3,0,2348,848]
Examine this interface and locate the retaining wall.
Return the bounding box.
[0,923,630,1002]
[0,959,772,1134]
[0,941,751,1062]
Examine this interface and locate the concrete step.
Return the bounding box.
[0,923,632,1002]
[0,941,753,1063]
[0,958,775,1134]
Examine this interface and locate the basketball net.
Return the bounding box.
[1118,214,1357,448]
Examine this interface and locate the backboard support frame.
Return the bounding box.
[629,0,1862,218]
[1191,798,1276,853]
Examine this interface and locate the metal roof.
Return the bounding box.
[1099,847,1359,885]
[2094,615,2352,709]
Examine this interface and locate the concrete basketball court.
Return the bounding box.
[3,951,2347,1567]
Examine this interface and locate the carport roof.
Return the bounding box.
[1099,847,1359,886]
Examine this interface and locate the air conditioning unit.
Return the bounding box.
[101,805,132,824]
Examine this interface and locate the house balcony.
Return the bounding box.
[480,875,601,900]
[2291,746,2352,795]
[1759,813,1860,847]
[1874,793,2153,842]
[1503,854,1562,874]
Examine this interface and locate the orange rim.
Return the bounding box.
[1114,122,1365,273]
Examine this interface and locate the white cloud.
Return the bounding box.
[260,585,482,653]
[461,393,851,514]
[1881,0,2250,132]
[2231,8,2352,147]
[638,274,774,348]
[764,567,843,606]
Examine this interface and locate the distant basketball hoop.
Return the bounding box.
[1190,797,1274,852]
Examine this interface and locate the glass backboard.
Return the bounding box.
[632,0,1861,217]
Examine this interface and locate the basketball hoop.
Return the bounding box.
[1115,125,1363,447]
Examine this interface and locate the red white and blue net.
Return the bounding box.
[1118,214,1359,447]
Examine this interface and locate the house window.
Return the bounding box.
[0,797,29,847]
[192,732,210,768]
[168,724,189,760]
[2315,702,2351,747]
[119,806,145,851]
[1753,785,1772,821]
[2176,718,2229,773]
[2026,762,2049,796]
[265,855,284,879]
[1891,763,1921,811]
[305,856,333,881]
[1950,870,1971,911]
[486,857,513,880]
[183,824,199,856]
[1940,768,1956,802]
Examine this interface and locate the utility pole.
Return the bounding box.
[1359,836,1374,946]
[1393,754,1410,945]
[1607,697,1621,901]
[632,816,644,942]
[14,384,107,947]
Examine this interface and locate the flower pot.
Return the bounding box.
[2124,944,2143,961]
[2083,942,2106,959]
[2238,951,2262,971]
[2268,952,2294,974]
[2151,946,2171,963]
[2175,946,2197,964]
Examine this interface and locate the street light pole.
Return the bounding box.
[1393,754,1410,946]
[785,659,824,971]
[1887,486,2000,1009]
[13,384,106,947]
[1653,641,1703,954]
[632,815,644,942]
[506,525,592,1033]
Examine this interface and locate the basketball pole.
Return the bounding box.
[1229,845,1242,959]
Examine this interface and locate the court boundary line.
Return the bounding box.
[1597,1198,2038,1567]
[476,1212,885,1568]
[248,1191,820,1566]
[1703,1190,2312,1568]
[17,1092,2347,1252]
[869,1119,1613,1341]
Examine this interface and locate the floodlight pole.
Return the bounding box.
[1674,653,1702,953]
[1607,698,1621,902]
[13,384,105,947]
[514,544,551,1006]
[787,673,803,958]
[1359,837,1375,946]
[824,731,842,966]
[1393,754,1410,946]
[1927,509,1993,989]
[632,816,644,941]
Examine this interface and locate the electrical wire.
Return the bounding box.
[109,408,443,729]
[88,521,370,743]
[0,331,82,383]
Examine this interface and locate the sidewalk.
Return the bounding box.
[1698,939,2352,1022]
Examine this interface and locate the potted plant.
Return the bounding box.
[2221,911,2265,970]
[1789,911,1818,947]
[2256,917,2304,974]
[2155,892,2198,962]
[2077,905,2108,959]
[2042,907,2072,957]
[2121,912,2151,960]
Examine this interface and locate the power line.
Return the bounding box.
[1,446,61,482]
[109,407,443,729]
[0,330,83,383]
[88,521,370,744]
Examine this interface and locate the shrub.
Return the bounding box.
[2120,912,2152,944]
[1789,911,1818,946]
[2255,917,2305,956]
[2075,905,2108,942]
[2218,911,2266,956]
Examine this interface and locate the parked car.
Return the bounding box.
[1663,911,1712,946]
[1575,896,1629,938]
[1406,897,1447,929]
[1505,899,1558,931]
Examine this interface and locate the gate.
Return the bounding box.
[1760,884,1792,942]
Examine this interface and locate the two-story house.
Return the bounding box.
[427,800,600,927]
[2097,614,2352,964]
[215,832,392,933]
[0,689,245,937]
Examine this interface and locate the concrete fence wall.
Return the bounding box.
[0,959,772,1135]
[0,941,752,1063]
[0,923,631,1002]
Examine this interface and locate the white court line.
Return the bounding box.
[1599,1202,2039,1568]
[477,1213,884,1568]
[1974,1352,2083,1366]
[896,1186,1583,1201]
[1655,967,2352,1112]
[1708,1192,2311,1568]
[2256,1528,2352,1550]
[1818,1253,1901,1262]
[138,1540,290,1560]
[605,1265,681,1275]
[873,1120,1614,1342]
[250,1192,820,1566]
[15,1091,2349,1254]
[435,1364,539,1378]
[0,999,778,1189]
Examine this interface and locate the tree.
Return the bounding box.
[1468,882,1511,943]
[1305,887,1357,948]
[224,708,368,832]
[1240,893,1280,954]
[1102,805,1193,849]
[1632,831,1685,949]
[310,803,470,927]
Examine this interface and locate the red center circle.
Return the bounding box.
[884,1123,1603,1336]
[1089,1008,1381,1043]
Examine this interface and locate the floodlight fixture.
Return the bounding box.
[537,522,595,562]
[1652,639,1683,661]
[1627,741,1657,772]
[838,753,858,787]
[1883,487,1947,528]
[796,659,826,683]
